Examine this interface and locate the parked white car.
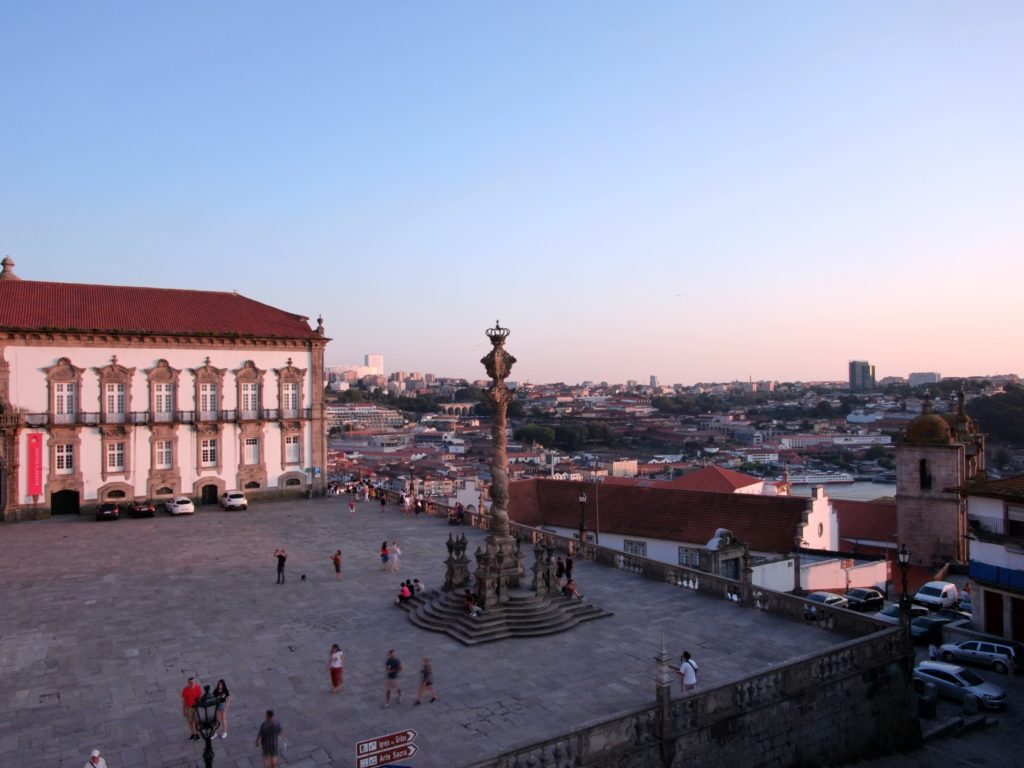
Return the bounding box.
[165,497,195,515]
[913,581,959,609]
[220,491,248,510]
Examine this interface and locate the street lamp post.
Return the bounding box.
[578,491,588,551]
[897,543,913,675]
[193,684,225,768]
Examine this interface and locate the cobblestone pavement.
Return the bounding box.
[2,496,856,768]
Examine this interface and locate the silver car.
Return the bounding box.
[912,661,1006,709]
[939,640,1017,674]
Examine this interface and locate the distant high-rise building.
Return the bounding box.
[848,361,876,392]
[908,372,941,387]
[364,354,384,376]
[650,375,659,388]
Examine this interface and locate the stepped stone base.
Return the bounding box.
[399,588,613,646]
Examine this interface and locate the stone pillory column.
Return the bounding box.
[478,321,524,602]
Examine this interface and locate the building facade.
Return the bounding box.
[0,259,329,520]
[963,476,1024,641]
[896,392,985,566]
[848,360,876,392]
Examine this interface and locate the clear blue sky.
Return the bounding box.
[3,2,1022,384]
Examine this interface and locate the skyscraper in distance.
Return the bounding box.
[365,354,384,376]
[849,360,876,392]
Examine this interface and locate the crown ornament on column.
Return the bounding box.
[482,320,516,383]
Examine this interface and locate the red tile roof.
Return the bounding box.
[832,499,897,543]
[0,279,321,340]
[962,474,1024,501]
[509,478,809,554]
[665,465,762,493]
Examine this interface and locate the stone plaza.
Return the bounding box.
[2,495,873,768]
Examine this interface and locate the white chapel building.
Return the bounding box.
[0,258,329,521]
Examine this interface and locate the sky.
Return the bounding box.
[2,2,1022,385]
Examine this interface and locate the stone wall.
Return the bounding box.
[465,629,919,768]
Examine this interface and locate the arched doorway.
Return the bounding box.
[52,489,80,515]
[200,484,219,505]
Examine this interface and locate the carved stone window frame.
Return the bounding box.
[46,427,84,490]
[196,422,222,473]
[191,359,225,421]
[276,359,306,417]
[147,425,180,498]
[44,357,85,423]
[234,360,266,420]
[237,422,267,490]
[99,425,131,481]
[146,359,181,423]
[94,356,136,424]
[280,422,304,468]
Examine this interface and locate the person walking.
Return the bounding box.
[384,649,403,707]
[555,557,566,589]
[389,541,402,573]
[565,555,574,581]
[255,710,285,768]
[213,679,231,738]
[274,548,287,584]
[348,496,356,517]
[415,656,438,704]
[181,676,203,741]
[329,643,345,693]
[380,541,390,571]
[330,550,343,580]
[380,490,387,509]
[677,651,699,694]
[84,748,108,768]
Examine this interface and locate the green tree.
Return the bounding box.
[515,424,556,447]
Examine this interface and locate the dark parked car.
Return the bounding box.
[910,615,953,645]
[129,500,156,518]
[95,503,120,521]
[872,603,929,625]
[845,588,885,612]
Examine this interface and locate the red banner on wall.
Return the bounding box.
[27,434,43,496]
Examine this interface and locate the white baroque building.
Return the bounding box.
[0,258,329,520]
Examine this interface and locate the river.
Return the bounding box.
[788,481,896,501]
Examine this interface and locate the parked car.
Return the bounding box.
[910,615,953,645]
[871,603,929,625]
[934,608,973,626]
[165,497,195,515]
[95,502,120,521]
[939,640,1018,674]
[912,661,1006,709]
[220,491,248,510]
[129,500,156,518]
[845,588,885,612]
[914,581,959,609]
[804,591,848,619]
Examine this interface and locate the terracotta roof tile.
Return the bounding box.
[832,499,897,542]
[509,479,808,554]
[666,466,762,493]
[0,279,321,340]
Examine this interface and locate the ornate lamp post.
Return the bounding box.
[193,684,225,768]
[578,491,588,549]
[897,543,913,674]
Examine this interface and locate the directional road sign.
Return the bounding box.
[356,742,418,767]
[356,729,418,767]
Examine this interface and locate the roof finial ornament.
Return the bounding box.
[203,356,211,367]
[316,314,324,335]
[922,391,933,415]
[286,357,293,367]
[957,388,966,414]
[111,355,118,365]
[0,256,21,281]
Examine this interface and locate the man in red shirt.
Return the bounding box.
[181,676,203,741]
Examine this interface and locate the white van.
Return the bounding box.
[914,581,959,609]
